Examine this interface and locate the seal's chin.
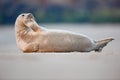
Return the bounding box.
[24,20,31,27]
[24,19,34,28]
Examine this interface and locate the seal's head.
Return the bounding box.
[15,13,35,27]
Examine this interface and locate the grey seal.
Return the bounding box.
[15,13,114,53]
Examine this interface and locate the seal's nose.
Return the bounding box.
[27,13,33,18]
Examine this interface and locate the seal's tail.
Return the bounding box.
[94,38,114,52]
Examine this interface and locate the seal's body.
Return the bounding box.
[15,13,114,53]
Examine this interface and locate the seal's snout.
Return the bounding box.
[27,13,33,18]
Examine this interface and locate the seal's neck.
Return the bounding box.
[15,22,28,33]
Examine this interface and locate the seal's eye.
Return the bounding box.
[22,14,25,17]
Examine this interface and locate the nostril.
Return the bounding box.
[28,13,33,18]
[28,13,32,16]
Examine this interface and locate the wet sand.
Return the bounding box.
[0,24,120,80]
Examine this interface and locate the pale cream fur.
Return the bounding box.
[15,13,114,53]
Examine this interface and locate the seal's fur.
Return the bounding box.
[15,13,114,53]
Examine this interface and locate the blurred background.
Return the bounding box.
[0,0,120,24]
[0,0,120,80]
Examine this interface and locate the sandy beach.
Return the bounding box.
[0,24,120,80]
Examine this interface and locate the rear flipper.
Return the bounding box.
[94,38,114,52]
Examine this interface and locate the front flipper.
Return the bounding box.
[24,18,41,32]
[22,42,39,53]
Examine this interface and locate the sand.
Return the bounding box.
[0,24,120,80]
